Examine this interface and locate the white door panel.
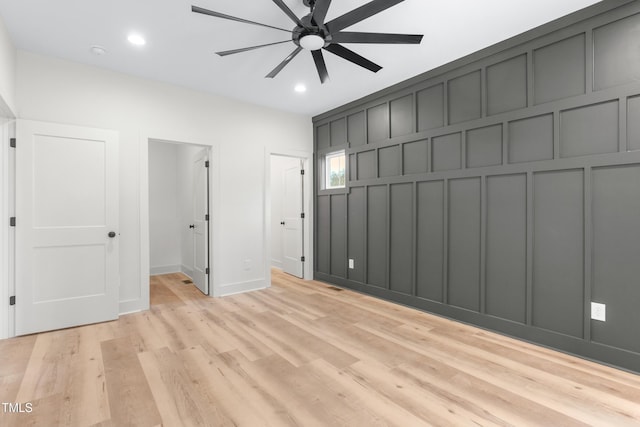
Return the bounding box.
[192,149,209,295]
[282,161,303,278]
[16,120,119,335]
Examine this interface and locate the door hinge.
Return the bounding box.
[9,296,15,306]
[300,256,305,262]
[205,267,210,275]
[300,213,305,219]
[205,214,209,221]
[10,138,16,148]
[9,217,15,227]
[300,169,305,175]
[205,160,209,168]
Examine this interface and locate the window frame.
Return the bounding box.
[324,149,346,190]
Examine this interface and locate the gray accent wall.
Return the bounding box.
[313,1,640,373]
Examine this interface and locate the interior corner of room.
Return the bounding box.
[2,0,640,404]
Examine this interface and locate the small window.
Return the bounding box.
[325,150,346,189]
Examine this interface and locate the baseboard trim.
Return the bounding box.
[150,265,181,275]
[119,299,143,315]
[314,271,640,374]
[217,278,268,297]
[180,265,194,279]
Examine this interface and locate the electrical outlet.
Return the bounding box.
[348,259,355,269]
[591,302,606,322]
[243,259,251,271]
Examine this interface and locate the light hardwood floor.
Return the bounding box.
[2,270,640,426]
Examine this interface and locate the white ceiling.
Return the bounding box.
[0,0,601,116]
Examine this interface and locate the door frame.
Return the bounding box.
[264,148,313,284]
[0,117,15,339]
[139,133,219,309]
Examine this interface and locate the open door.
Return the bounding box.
[282,159,304,278]
[15,120,119,335]
[191,149,209,295]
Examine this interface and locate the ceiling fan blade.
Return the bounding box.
[325,0,404,33]
[312,50,329,84]
[216,40,292,56]
[192,5,292,33]
[311,0,332,26]
[272,0,304,27]
[266,47,303,78]
[324,44,382,73]
[331,32,423,44]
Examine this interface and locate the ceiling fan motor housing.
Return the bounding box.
[292,14,331,50]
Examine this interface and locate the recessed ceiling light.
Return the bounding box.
[294,84,307,93]
[90,45,107,56]
[127,33,146,46]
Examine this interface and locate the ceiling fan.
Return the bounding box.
[192,0,423,83]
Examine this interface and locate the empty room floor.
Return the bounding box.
[1,270,640,426]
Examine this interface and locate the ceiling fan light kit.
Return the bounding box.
[192,0,423,84]
[299,34,325,51]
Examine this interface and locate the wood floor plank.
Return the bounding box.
[101,336,162,427]
[244,288,324,321]
[199,310,273,361]
[2,269,640,426]
[228,310,358,368]
[57,325,110,427]
[392,360,589,427]
[244,352,384,427]
[304,358,440,427]
[344,359,508,427]
[0,335,36,402]
[180,347,289,426]
[2,392,62,427]
[138,347,229,427]
[15,329,79,402]
[149,276,183,306]
[360,320,639,426]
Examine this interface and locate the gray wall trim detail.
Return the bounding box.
[313,0,635,123]
[314,0,640,373]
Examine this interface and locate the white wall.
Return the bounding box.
[0,15,15,116]
[270,155,300,269]
[15,51,312,312]
[148,141,181,274]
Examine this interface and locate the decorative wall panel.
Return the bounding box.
[487,54,528,115]
[534,34,586,104]
[314,1,640,372]
[417,84,444,132]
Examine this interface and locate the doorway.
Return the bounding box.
[148,140,210,295]
[270,155,305,279]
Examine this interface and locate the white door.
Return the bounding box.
[15,120,119,335]
[191,149,209,295]
[282,160,304,278]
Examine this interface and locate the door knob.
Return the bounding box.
[189,224,195,229]
[108,231,116,238]
[280,221,285,225]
